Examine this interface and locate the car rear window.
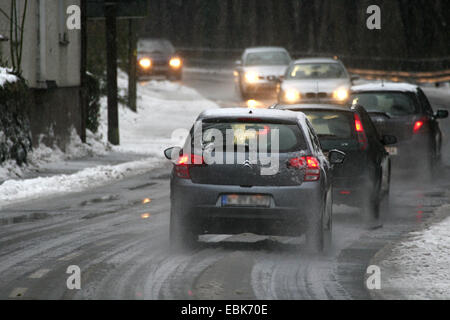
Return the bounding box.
[351,92,418,116]
[192,120,307,153]
[301,110,354,139]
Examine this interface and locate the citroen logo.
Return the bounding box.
[243,160,252,168]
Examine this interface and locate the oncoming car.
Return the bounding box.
[351,82,449,175]
[164,108,345,253]
[137,38,183,81]
[278,58,358,105]
[234,47,292,100]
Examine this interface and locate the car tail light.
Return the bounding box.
[354,114,368,151]
[288,156,320,181]
[413,119,427,134]
[174,154,205,179]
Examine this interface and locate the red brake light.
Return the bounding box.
[354,114,364,132]
[354,114,368,150]
[174,154,205,179]
[176,155,189,165]
[288,156,320,181]
[413,121,424,134]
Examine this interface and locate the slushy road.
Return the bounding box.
[0,71,449,300]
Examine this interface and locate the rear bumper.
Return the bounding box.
[332,176,371,206]
[171,178,324,236]
[389,134,432,167]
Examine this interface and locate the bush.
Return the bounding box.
[0,77,32,166]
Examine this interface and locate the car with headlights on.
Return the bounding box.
[164,108,345,253]
[278,58,358,105]
[351,82,448,175]
[137,38,183,81]
[234,47,292,100]
[274,103,396,224]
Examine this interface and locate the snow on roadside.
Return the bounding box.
[0,72,219,207]
[0,67,18,87]
[378,206,450,299]
[98,71,218,156]
[0,159,159,210]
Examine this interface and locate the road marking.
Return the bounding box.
[29,269,51,279]
[58,251,82,261]
[9,287,28,298]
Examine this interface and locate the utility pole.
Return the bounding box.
[80,0,87,143]
[128,19,137,112]
[105,2,119,145]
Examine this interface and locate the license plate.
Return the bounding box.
[385,146,398,155]
[221,194,271,208]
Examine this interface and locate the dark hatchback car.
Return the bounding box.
[351,83,449,174]
[274,104,397,221]
[137,38,183,81]
[164,108,345,253]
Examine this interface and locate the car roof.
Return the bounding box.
[276,104,354,112]
[352,82,419,93]
[292,57,341,64]
[197,108,307,123]
[244,47,289,54]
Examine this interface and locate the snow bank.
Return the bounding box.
[378,206,450,299]
[0,72,219,207]
[98,71,218,156]
[0,67,18,87]
[0,158,159,209]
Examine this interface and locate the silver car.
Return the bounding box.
[278,58,358,105]
[164,108,345,253]
[234,47,292,100]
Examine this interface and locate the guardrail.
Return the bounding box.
[177,47,450,84]
[348,68,450,84]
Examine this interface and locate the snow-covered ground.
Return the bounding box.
[0,72,218,208]
[375,205,450,300]
[101,71,218,155]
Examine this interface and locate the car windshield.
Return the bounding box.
[244,51,291,66]
[302,110,354,139]
[137,39,175,54]
[190,120,307,153]
[351,92,418,116]
[286,63,347,79]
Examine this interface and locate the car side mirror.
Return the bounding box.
[164,147,182,160]
[435,110,449,119]
[382,135,397,146]
[351,75,360,82]
[329,149,346,165]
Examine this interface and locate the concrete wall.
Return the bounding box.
[0,0,82,149]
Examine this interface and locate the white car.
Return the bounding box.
[278,58,358,105]
[234,47,292,100]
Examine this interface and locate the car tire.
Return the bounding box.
[169,211,198,252]
[306,191,332,254]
